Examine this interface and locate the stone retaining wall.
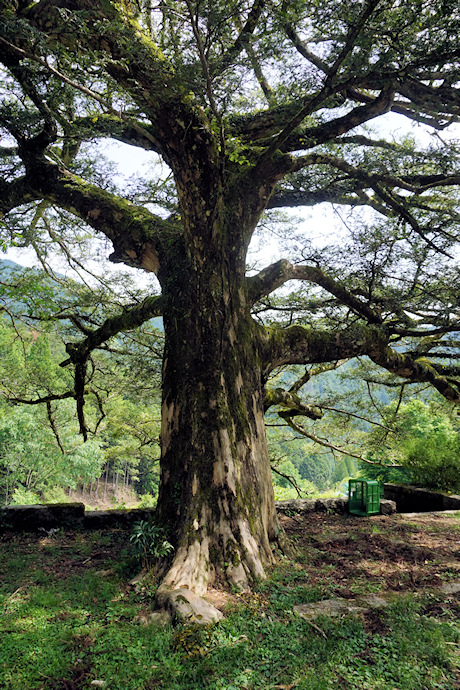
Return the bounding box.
[0,502,86,531]
[0,503,157,532]
[275,497,396,516]
[383,484,460,513]
[0,497,397,532]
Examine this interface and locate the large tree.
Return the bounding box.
[1,0,460,618]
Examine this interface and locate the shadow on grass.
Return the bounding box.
[0,521,458,690]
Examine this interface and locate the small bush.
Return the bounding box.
[129,520,174,571]
[42,487,70,504]
[403,433,460,492]
[136,493,157,508]
[10,487,41,505]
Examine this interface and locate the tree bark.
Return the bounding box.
[154,234,280,598]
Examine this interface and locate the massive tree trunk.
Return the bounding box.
[154,229,280,601]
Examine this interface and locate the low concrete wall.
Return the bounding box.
[276,497,348,515]
[0,503,157,532]
[383,483,460,513]
[0,503,85,531]
[84,508,156,530]
[276,497,396,516]
[0,497,397,532]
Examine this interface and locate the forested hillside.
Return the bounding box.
[0,258,162,506]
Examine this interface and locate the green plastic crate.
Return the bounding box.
[348,479,380,516]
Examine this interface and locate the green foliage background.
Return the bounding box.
[1,272,459,506]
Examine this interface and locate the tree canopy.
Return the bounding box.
[1,0,460,619]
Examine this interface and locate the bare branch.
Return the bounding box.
[46,400,65,454]
[283,417,402,467]
[5,391,76,405]
[319,405,395,432]
[270,464,307,497]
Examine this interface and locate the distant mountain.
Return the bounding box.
[0,258,24,272]
[0,258,164,331]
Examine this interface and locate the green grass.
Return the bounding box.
[0,527,459,690]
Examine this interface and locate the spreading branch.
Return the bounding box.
[4,160,171,272]
[56,295,163,437]
[248,259,382,323]
[263,322,460,405]
[61,295,163,368]
[369,346,460,403]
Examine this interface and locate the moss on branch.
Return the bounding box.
[248,260,381,323]
[73,114,161,152]
[370,346,460,403]
[25,163,171,271]
[263,322,460,404]
[264,386,323,419]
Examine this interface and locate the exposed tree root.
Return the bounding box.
[155,585,223,625]
[149,526,290,625]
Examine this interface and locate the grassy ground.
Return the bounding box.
[0,511,459,689]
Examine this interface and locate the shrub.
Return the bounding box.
[10,488,41,505]
[42,487,70,504]
[129,520,174,570]
[403,432,460,493]
[136,493,157,508]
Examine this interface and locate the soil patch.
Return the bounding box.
[279,511,460,597]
